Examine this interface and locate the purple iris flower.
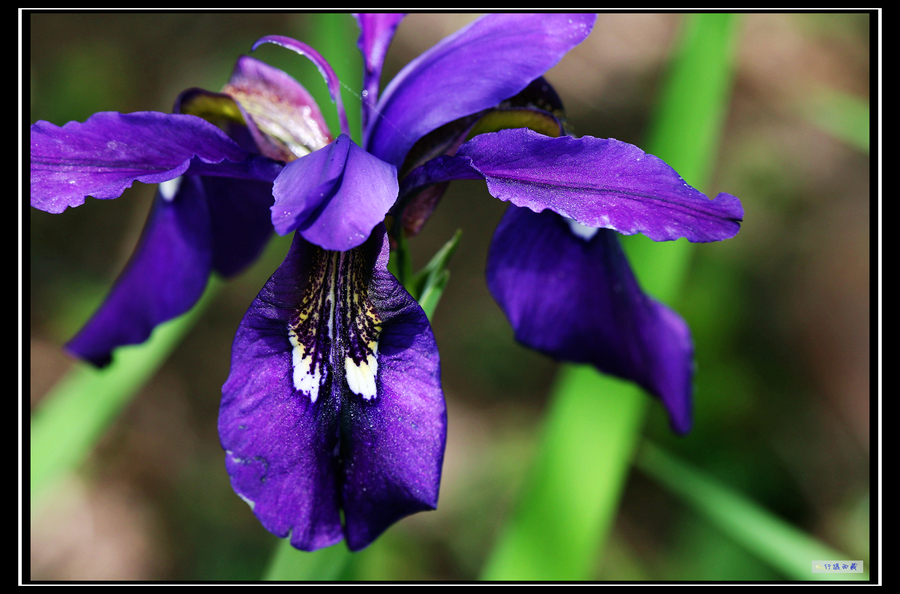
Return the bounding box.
[31,13,743,552]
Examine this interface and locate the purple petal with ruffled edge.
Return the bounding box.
[354,13,406,130]
[486,207,693,434]
[30,111,273,214]
[271,134,398,251]
[366,13,595,166]
[456,128,744,243]
[219,228,445,551]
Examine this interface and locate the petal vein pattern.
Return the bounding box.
[287,248,383,403]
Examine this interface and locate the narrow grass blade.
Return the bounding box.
[636,442,869,581]
[480,369,648,580]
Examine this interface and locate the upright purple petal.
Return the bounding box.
[31,112,252,214]
[366,13,596,166]
[486,207,693,434]
[271,134,398,251]
[66,176,214,367]
[219,229,445,551]
[221,55,333,160]
[252,35,351,138]
[354,13,406,130]
[457,129,744,243]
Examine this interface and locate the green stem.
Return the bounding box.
[480,370,649,580]
[263,540,353,581]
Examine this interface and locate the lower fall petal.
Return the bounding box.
[65,174,275,367]
[340,243,446,550]
[486,206,693,434]
[219,228,445,551]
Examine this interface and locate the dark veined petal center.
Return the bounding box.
[287,246,382,403]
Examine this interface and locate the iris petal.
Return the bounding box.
[222,55,334,159]
[366,13,596,166]
[66,177,213,367]
[486,206,693,434]
[204,176,276,278]
[459,129,744,243]
[219,228,445,551]
[252,35,351,138]
[399,128,743,243]
[64,174,274,368]
[354,13,406,130]
[30,111,264,214]
[271,134,399,251]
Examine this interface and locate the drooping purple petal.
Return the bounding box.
[205,176,275,277]
[366,13,596,166]
[271,134,398,251]
[354,13,406,130]
[339,234,446,550]
[220,235,344,551]
[219,228,445,551]
[402,128,743,243]
[30,111,256,214]
[486,206,693,434]
[66,176,214,367]
[65,172,275,367]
